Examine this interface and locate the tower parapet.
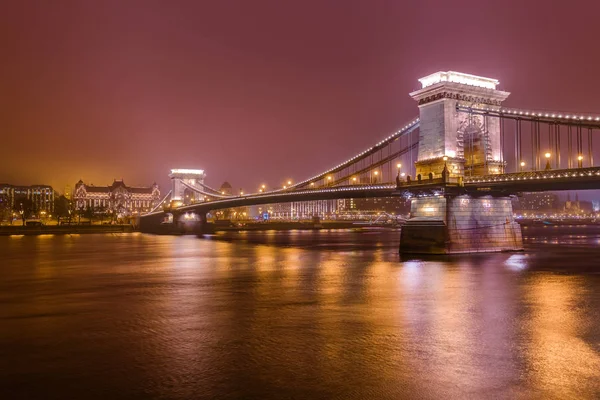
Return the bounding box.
[169,169,206,203]
[410,71,510,178]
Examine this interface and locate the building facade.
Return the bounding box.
[74,179,160,216]
[516,192,559,212]
[0,184,57,214]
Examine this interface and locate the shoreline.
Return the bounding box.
[0,224,135,236]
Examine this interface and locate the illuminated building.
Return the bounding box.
[64,185,72,200]
[563,193,593,214]
[516,192,559,212]
[74,179,160,216]
[0,184,57,214]
[220,182,233,195]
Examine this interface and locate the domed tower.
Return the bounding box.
[219,182,233,196]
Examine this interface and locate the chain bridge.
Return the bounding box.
[140,71,600,254]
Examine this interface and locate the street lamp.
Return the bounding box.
[287,180,292,185]
[544,152,551,171]
[520,161,526,172]
[372,170,379,183]
[578,155,583,168]
[352,177,357,184]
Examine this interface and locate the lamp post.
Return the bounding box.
[544,152,551,171]
[520,161,526,172]
[578,155,583,168]
[396,163,402,177]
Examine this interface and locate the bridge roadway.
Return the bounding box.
[141,184,398,224]
[140,166,600,231]
[462,166,600,193]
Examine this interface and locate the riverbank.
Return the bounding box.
[214,221,399,231]
[0,224,135,236]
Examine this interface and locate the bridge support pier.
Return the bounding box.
[400,195,523,254]
[139,210,214,235]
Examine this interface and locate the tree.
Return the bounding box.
[77,205,84,224]
[53,195,71,225]
[14,197,36,225]
[83,204,96,223]
[96,205,107,224]
[0,192,11,224]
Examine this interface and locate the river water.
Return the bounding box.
[1,227,600,399]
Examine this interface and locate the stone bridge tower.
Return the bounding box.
[409,71,510,178]
[169,169,206,205]
[400,71,522,254]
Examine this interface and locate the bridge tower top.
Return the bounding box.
[169,168,206,202]
[410,71,510,178]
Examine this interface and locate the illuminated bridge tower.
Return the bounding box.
[169,169,206,205]
[410,71,509,178]
[400,71,522,254]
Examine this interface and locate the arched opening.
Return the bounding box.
[459,116,489,176]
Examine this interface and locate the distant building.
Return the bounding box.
[516,192,559,212]
[73,179,160,216]
[564,193,593,215]
[0,184,57,214]
[64,185,72,200]
[220,182,233,195]
[255,197,410,220]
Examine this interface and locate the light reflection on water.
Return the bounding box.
[0,228,599,399]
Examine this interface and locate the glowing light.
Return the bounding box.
[545,152,551,159]
[578,155,583,161]
[418,71,498,89]
[170,169,205,175]
[373,171,379,176]
[396,163,402,169]
[287,180,292,185]
[327,176,332,181]
[521,161,526,167]
[446,150,456,158]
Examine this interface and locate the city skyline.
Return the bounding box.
[2,1,600,193]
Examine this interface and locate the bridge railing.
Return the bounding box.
[396,175,464,188]
[464,166,600,184]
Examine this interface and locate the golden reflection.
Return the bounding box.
[523,276,600,396]
[397,259,520,394]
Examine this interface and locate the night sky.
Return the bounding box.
[2,0,600,195]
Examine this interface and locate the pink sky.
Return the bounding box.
[1,0,599,195]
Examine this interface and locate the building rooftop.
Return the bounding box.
[418,71,499,90]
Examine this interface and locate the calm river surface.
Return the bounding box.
[1,227,600,399]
